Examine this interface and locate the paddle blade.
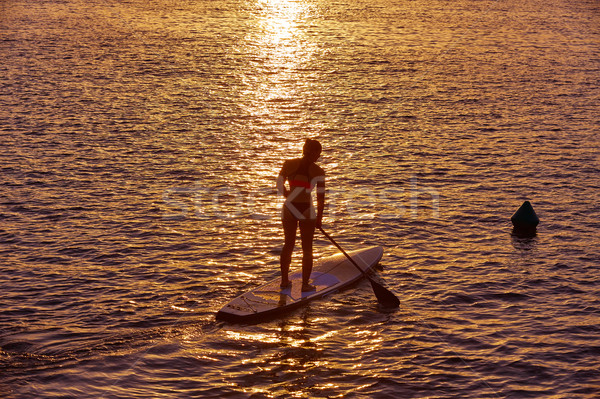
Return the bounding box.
[369,278,400,308]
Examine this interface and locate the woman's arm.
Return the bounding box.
[276,174,288,198]
[276,161,290,198]
[315,174,325,228]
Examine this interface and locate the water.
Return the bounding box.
[1,0,599,397]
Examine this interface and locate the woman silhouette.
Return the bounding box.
[276,139,325,292]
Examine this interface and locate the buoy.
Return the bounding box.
[511,201,539,235]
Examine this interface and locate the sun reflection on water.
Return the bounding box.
[257,0,302,44]
[239,0,318,125]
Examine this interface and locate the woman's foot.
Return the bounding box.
[301,283,316,292]
[280,280,292,289]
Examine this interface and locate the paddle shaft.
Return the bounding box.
[319,227,371,278]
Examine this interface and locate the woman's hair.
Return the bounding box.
[303,138,322,156]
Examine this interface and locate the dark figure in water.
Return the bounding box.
[277,139,325,292]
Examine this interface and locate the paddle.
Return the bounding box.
[318,227,400,308]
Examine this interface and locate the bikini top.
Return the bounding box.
[288,160,314,191]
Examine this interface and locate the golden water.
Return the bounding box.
[1,0,599,397]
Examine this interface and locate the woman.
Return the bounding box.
[276,139,325,292]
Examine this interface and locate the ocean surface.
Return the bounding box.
[1,0,599,397]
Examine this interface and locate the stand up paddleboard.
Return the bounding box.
[216,246,383,323]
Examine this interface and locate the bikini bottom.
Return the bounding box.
[283,202,315,220]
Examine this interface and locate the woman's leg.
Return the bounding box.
[299,217,317,291]
[280,206,297,287]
